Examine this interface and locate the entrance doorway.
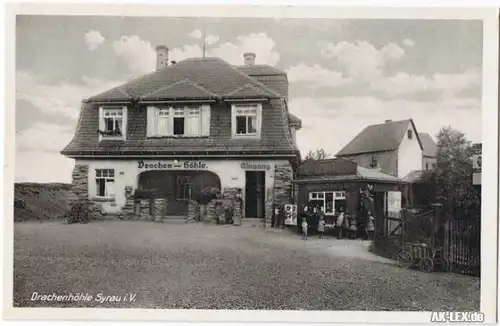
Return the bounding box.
[245,171,265,218]
[137,170,221,216]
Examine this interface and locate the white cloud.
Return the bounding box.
[205,35,220,45]
[16,71,125,120]
[285,63,351,88]
[370,69,481,97]
[289,96,481,158]
[210,33,280,65]
[403,38,416,48]
[169,44,203,62]
[112,35,156,74]
[318,41,405,81]
[171,32,280,66]
[188,29,203,39]
[84,30,105,51]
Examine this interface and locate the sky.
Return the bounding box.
[15,16,483,183]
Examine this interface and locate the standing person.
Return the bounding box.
[318,206,326,239]
[366,210,375,240]
[198,190,210,221]
[336,206,345,239]
[301,215,309,240]
[298,205,308,234]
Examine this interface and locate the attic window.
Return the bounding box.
[371,156,378,168]
[407,130,413,139]
[232,104,262,138]
[99,107,127,140]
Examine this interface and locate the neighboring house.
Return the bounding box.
[335,119,424,179]
[61,48,301,222]
[293,157,404,234]
[419,132,438,170]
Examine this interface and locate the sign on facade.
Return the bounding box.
[137,160,208,170]
[284,204,297,225]
[241,162,272,171]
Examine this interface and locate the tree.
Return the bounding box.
[304,148,331,161]
[433,126,480,220]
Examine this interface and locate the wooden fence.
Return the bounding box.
[444,218,480,277]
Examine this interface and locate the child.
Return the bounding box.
[301,216,308,240]
[318,217,325,239]
[366,210,375,240]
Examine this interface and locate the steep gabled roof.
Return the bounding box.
[418,132,437,157]
[225,84,274,99]
[336,119,423,156]
[86,57,281,102]
[140,78,219,100]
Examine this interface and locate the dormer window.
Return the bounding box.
[232,103,262,138]
[99,107,127,140]
[147,105,208,138]
[407,130,413,139]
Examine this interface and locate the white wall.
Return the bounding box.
[76,158,289,214]
[397,123,423,179]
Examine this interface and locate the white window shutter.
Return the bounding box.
[168,107,174,135]
[231,105,236,136]
[122,106,128,139]
[146,106,156,137]
[257,103,263,137]
[98,106,104,141]
[201,104,211,136]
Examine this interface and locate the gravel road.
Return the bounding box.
[14,220,480,310]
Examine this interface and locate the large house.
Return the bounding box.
[61,47,301,224]
[335,119,437,179]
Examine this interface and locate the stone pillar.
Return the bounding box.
[139,199,151,221]
[153,198,166,222]
[205,201,217,224]
[274,163,293,207]
[233,201,242,226]
[121,186,135,219]
[69,164,102,220]
[222,187,242,225]
[265,188,274,228]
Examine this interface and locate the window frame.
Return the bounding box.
[95,169,115,199]
[176,176,192,201]
[308,191,345,216]
[155,106,202,137]
[100,107,127,141]
[407,129,413,139]
[231,103,262,138]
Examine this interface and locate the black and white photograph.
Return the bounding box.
[3,3,498,324]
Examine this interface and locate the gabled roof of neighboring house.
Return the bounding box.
[336,119,423,156]
[85,57,281,103]
[235,65,286,76]
[418,132,437,158]
[294,158,403,184]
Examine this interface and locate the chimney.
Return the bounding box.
[156,45,169,70]
[385,119,392,123]
[243,52,256,66]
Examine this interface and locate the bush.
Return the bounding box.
[200,187,221,201]
[64,199,91,224]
